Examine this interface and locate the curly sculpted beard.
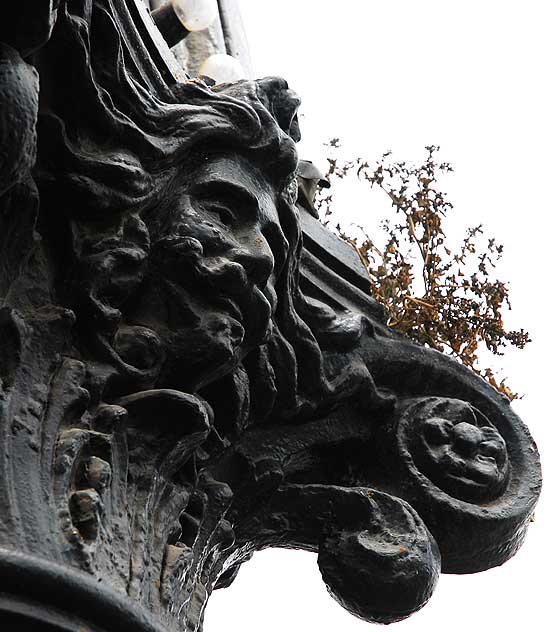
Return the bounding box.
[127,229,277,394]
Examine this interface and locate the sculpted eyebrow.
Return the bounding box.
[191,180,260,213]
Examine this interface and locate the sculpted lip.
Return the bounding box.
[214,296,243,322]
[214,283,274,328]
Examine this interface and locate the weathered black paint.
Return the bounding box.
[0,2,541,630]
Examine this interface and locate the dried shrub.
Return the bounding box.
[317,143,530,400]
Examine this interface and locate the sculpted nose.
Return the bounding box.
[233,233,274,287]
[452,422,483,456]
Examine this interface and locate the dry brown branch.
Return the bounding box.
[317,145,530,400]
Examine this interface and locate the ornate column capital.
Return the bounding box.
[0,2,540,630]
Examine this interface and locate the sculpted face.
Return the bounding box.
[398,398,510,503]
[418,415,509,501]
[134,153,289,391]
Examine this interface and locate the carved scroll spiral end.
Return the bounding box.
[318,490,440,624]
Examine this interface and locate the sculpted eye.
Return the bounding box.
[199,201,237,227]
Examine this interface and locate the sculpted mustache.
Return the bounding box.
[194,257,250,294]
[153,236,251,294]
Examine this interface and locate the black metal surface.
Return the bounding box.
[152,3,190,48]
[0,2,541,630]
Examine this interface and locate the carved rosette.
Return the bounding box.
[0,1,541,631]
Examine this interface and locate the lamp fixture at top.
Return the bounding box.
[171,0,218,32]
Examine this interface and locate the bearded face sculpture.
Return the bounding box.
[134,153,287,392]
[0,2,540,632]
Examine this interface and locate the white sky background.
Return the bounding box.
[205,1,557,630]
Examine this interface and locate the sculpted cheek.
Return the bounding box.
[179,217,234,252]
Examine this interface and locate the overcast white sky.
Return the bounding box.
[205,2,557,630]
